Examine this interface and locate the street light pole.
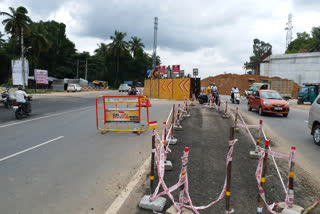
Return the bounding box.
[77,59,79,79]
[21,27,25,89]
[152,17,158,71]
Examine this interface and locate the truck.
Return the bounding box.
[247,79,294,100]
[297,83,320,104]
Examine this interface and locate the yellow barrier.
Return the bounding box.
[96,95,150,135]
[173,78,191,100]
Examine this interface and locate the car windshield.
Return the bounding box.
[120,84,127,87]
[249,84,261,91]
[301,87,309,92]
[260,91,282,99]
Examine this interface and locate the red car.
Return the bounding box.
[248,90,290,117]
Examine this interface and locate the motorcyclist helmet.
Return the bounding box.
[18,86,23,90]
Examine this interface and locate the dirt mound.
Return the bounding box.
[201,74,301,98]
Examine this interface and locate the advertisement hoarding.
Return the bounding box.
[35,69,49,84]
[105,110,139,123]
[12,59,29,86]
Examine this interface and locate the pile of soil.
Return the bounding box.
[201,74,301,98]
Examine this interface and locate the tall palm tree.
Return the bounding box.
[28,22,51,68]
[107,30,129,85]
[0,31,5,48]
[128,36,144,58]
[1,6,32,88]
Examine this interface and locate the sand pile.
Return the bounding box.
[201,74,300,98]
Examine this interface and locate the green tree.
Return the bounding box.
[244,39,272,74]
[1,6,32,88]
[128,36,144,58]
[286,32,312,53]
[107,30,129,85]
[0,31,5,48]
[310,26,320,52]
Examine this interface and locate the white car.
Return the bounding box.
[119,84,131,92]
[67,84,81,92]
[308,94,320,145]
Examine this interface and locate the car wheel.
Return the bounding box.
[313,125,320,145]
[283,113,288,117]
[199,99,204,104]
[258,106,264,116]
[247,103,252,111]
[297,100,303,105]
[237,100,240,104]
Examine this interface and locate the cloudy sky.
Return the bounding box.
[1,0,320,78]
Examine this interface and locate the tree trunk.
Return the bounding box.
[115,54,119,86]
[21,27,26,89]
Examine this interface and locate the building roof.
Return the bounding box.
[263,52,320,62]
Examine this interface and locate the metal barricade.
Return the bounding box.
[96,95,150,134]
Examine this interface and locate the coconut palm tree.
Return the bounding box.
[107,30,129,85]
[0,31,5,48]
[128,36,144,58]
[1,6,32,88]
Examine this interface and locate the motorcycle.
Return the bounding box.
[198,92,220,105]
[1,88,14,108]
[13,95,32,120]
[231,91,240,104]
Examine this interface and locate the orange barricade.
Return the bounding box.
[96,95,150,134]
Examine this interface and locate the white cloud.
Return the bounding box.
[1,0,320,78]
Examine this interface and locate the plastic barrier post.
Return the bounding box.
[225,127,234,212]
[178,147,190,211]
[225,101,228,113]
[287,146,296,208]
[257,140,270,213]
[150,134,156,194]
[172,104,175,136]
[234,107,239,133]
[256,120,263,152]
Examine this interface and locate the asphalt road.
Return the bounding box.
[221,95,320,177]
[0,91,173,214]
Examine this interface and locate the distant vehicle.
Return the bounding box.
[67,84,81,92]
[297,83,320,104]
[92,80,107,88]
[247,80,294,100]
[308,94,320,145]
[136,82,143,87]
[119,84,131,92]
[248,90,290,117]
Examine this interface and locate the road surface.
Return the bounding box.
[0,91,173,214]
[221,95,320,177]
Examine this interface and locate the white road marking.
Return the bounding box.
[0,136,64,163]
[0,106,94,129]
[104,156,150,214]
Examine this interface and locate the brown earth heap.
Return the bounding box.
[201,74,301,98]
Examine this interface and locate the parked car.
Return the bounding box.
[248,90,290,117]
[308,94,320,145]
[119,84,131,92]
[67,84,81,92]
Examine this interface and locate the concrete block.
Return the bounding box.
[139,195,166,212]
[276,202,304,214]
[166,205,193,214]
[249,151,261,159]
[222,113,229,119]
[184,114,191,118]
[234,127,240,133]
[164,160,173,171]
[168,138,178,145]
[174,125,183,130]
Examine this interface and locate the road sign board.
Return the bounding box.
[172,65,180,75]
[193,68,198,77]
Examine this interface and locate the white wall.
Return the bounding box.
[260,53,320,85]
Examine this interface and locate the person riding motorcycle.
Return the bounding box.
[211,83,218,93]
[15,86,31,113]
[231,86,239,101]
[205,85,211,98]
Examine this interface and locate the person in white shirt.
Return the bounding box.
[231,86,239,101]
[211,83,218,93]
[15,86,30,113]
